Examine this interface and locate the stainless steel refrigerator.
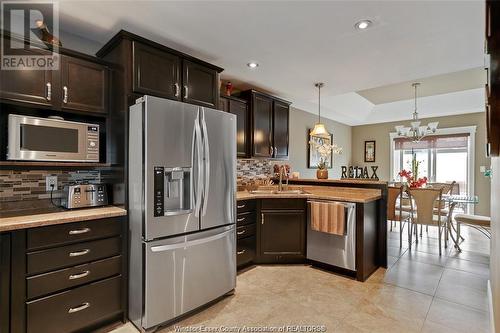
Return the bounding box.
[128,95,236,331]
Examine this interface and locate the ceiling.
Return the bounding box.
[357,67,486,105]
[51,0,485,125]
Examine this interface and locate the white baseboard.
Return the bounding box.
[488,280,495,333]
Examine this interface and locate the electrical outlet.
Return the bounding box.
[46,175,58,191]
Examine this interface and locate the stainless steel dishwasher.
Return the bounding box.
[306,200,356,271]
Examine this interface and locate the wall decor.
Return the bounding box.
[308,129,333,169]
[364,140,376,162]
[341,165,379,180]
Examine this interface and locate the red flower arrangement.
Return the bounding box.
[398,169,428,188]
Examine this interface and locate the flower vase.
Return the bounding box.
[316,169,328,179]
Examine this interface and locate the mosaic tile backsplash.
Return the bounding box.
[0,170,101,203]
[237,159,276,185]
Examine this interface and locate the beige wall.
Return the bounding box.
[351,112,491,215]
[288,107,352,179]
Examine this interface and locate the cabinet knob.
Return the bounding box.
[237,249,246,255]
[63,86,68,104]
[184,85,188,99]
[261,213,265,224]
[237,230,246,235]
[46,83,51,101]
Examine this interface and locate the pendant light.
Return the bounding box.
[394,83,439,142]
[310,82,330,138]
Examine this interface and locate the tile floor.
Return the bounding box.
[113,223,491,333]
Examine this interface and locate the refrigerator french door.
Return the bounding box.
[128,96,236,331]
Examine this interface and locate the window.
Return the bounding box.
[390,127,476,212]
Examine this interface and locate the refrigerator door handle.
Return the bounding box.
[150,228,232,252]
[201,108,210,217]
[194,110,203,217]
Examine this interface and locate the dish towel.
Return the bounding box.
[310,201,346,236]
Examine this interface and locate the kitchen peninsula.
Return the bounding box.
[235,184,385,281]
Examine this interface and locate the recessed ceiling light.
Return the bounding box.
[247,62,259,69]
[355,20,372,30]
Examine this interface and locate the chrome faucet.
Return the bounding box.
[278,165,288,192]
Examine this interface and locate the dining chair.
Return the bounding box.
[408,188,445,255]
[387,185,411,247]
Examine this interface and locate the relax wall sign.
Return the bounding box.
[341,166,379,180]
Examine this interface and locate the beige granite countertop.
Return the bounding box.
[237,185,382,203]
[0,206,127,232]
[287,178,388,185]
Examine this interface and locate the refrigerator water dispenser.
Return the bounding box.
[153,166,192,217]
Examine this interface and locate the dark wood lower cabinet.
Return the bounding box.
[258,199,306,264]
[9,216,126,333]
[0,233,10,333]
[26,276,122,333]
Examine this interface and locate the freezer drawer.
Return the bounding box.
[143,226,236,329]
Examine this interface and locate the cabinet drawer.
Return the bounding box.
[27,255,122,299]
[261,198,305,210]
[237,236,255,268]
[236,224,256,240]
[237,200,256,214]
[236,212,256,226]
[27,218,122,250]
[27,237,121,275]
[26,275,122,333]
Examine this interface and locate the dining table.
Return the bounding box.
[443,194,480,252]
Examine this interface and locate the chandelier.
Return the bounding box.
[394,83,438,142]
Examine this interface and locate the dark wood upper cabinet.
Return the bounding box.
[220,95,249,157]
[252,93,273,158]
[60,56,109,114]
[0,35,109,115]
[133,42,181,100]
[486,0,500,156]
[183,60,218,108]
[0,50,55,107]
[273,100,290,159]
[241,90,291,159]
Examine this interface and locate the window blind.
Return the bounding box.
[394,133,470,150]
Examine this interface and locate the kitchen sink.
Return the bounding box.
[248,189,311,195]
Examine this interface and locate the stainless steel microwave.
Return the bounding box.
[7,114,99,162]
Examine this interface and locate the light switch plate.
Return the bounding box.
[46,175,58,191]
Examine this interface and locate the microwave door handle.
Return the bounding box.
[193,111,203,217]
[201,108,210,217]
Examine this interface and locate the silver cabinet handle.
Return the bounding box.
[237,204,245,209]
[237,217,245,222]
[274,146,278,156]
[69,249,90,257]
[237,230,246,235]
[68,228,90,235]
[63,86,68,103]
[184,85,188,99]
[69,270,90,280]
[174,83,180,97]
[270,146,274,156]
[46,83,51,101]
[261,213,265,225]
[68,302,90,314]
[237,249,246,255]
